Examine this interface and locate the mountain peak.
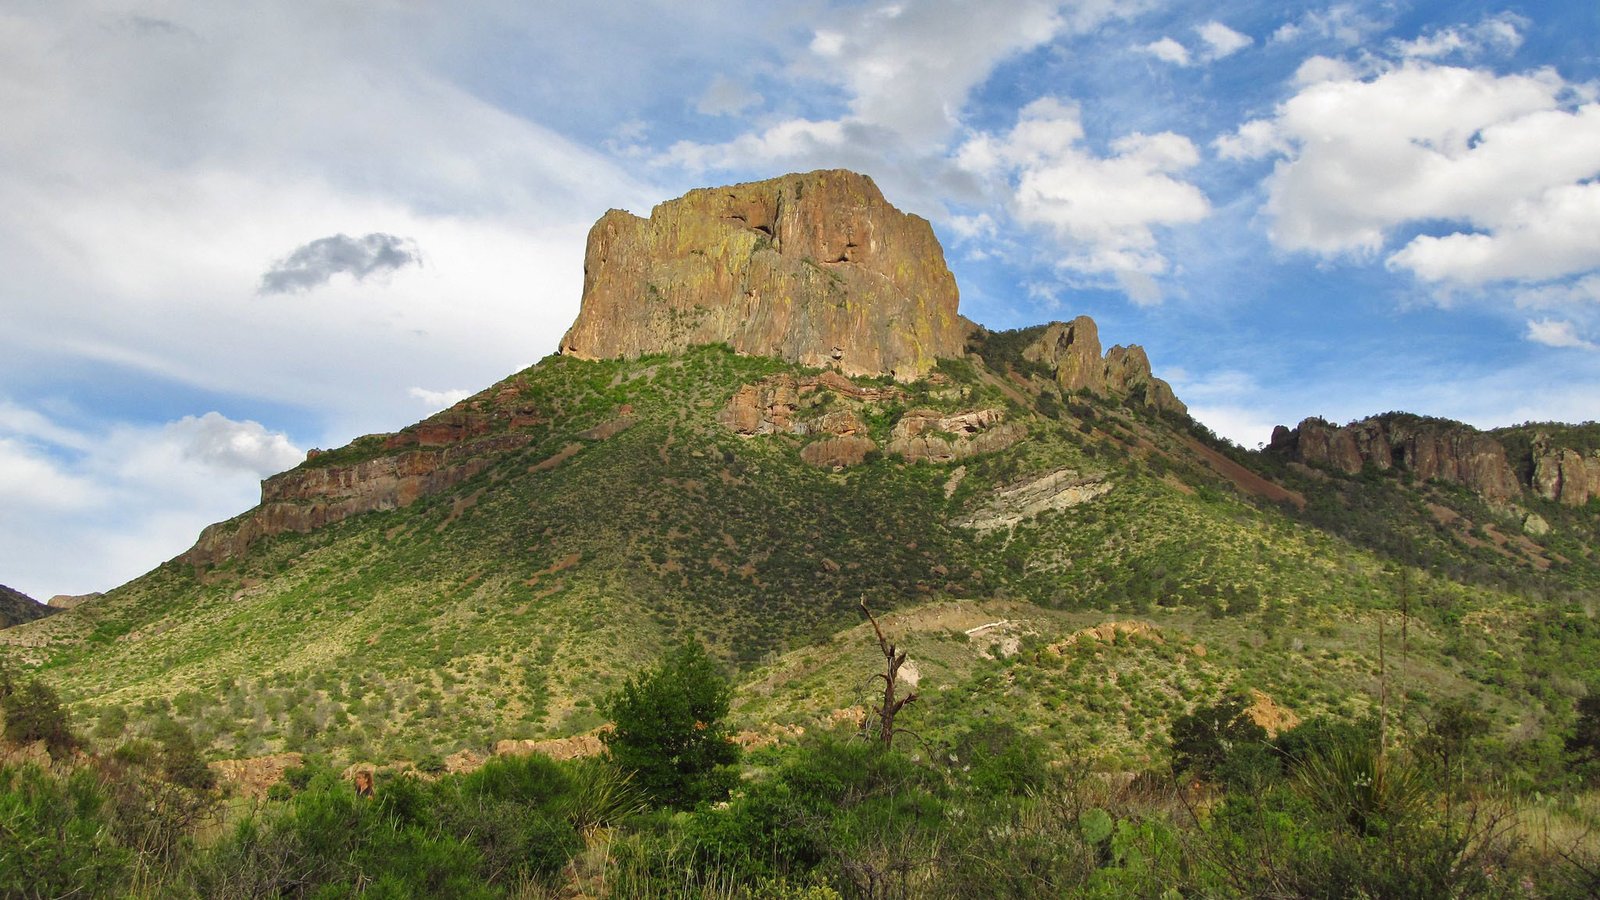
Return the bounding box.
[558,169,969,380]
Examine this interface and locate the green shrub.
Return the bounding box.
[2,678,78,756]
[602,640,740,809]
[1169,694,1271,788]
[0,764,130,897]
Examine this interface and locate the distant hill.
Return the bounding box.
[0,584,58,629]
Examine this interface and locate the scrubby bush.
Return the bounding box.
[0,764,130,897]
[1169,694,1273,788]
[3,678,78,756]
[602,640,740,809]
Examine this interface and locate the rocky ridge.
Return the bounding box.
[559,169,969,380]
[179,388,545,566]
[1268,414,1600,506]
[0,584,57,629]
[1018,317,1186,416]
[718,370,1026,468]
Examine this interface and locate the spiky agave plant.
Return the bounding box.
[1293,739,1427,836]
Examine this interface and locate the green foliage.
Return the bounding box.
[1078,807,1114,845]
[602,640,740,808]
[951,721,1049,795]
[1169,694,1271,787]
[1293,740,1427,837]
[2,677,78,756]
[0,764,130,897]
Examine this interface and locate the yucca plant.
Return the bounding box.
[1294,739,1427,836]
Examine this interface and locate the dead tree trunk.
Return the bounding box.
[861,599,916,748]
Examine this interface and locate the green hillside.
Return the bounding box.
[4,337,1597,774]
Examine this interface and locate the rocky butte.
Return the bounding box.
[177,169,1189,563]
[558,169,970,380]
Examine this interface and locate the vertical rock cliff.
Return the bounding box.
[558,169,969,380]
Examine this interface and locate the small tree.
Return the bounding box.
[601,640,739,809]
[3,678,78,756]
[1170,694,1271,787]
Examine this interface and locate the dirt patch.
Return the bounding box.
[530,442,583,473]
[211,752,303,800]
[1049,620,1163,654]
[577,416,636,441]
[525,552,581,586]
[1245,689,1301,737]
[436,487,487,532]
[1178,436,1305,509]
[495,730,608,761]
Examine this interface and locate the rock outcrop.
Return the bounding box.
[954,468,1113,532]
[1267,415,1520,500]
[46,592,101,610]
[718,372,904,437]
[559,170,968,380]
[0,584,57,629]
[179,386,545,567]
[885,408,1026,464]
[1020,317,1186,415]
[1532,442,1600,506]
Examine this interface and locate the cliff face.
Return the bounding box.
[559,169,968,380]
[179,387,544,567]
[1020,316,1186,416]
[1531,442,1600,506]
[1268,416,1522,500]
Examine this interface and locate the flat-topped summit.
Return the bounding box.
[559,169,968,380]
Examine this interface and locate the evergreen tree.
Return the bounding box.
[600,641,739,808]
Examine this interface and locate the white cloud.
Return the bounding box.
[1222,60,1600,287]
[1525,319,1598,351]
[957,98,1210,299]
[1272,4,1390,47]
[660,0,1154,219]
[696,74,763,116]
[1213,119,1288,160]
[409,387,473,410]
[0,438,98,512]
[1393,13,1525,60]
[1197,22,1252,60]
[162,413,304,476]
[0,407,301,597]
[0,3,654,440]
[1187,406,1282,449]
[1141,37,1190,66]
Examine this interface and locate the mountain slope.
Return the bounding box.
[0,584,56,629]
[1,170,1596,772]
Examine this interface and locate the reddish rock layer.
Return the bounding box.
[559,170,968,380]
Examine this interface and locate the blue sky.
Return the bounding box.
[2,0,1598,598]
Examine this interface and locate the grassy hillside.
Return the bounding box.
[3,339,1598,775]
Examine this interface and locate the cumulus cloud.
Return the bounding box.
[1197,22,1252,60]
[163,412,303,476]
[695,74,763,116]
[1526,319,1597,351]
[1219,61,1600,286]
[661,0,1155,218]
[0,406,301,596]
[260,233,421,294]
[1141,37,1190,66]
[957,97,1210,301]
[409,386,473,410]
